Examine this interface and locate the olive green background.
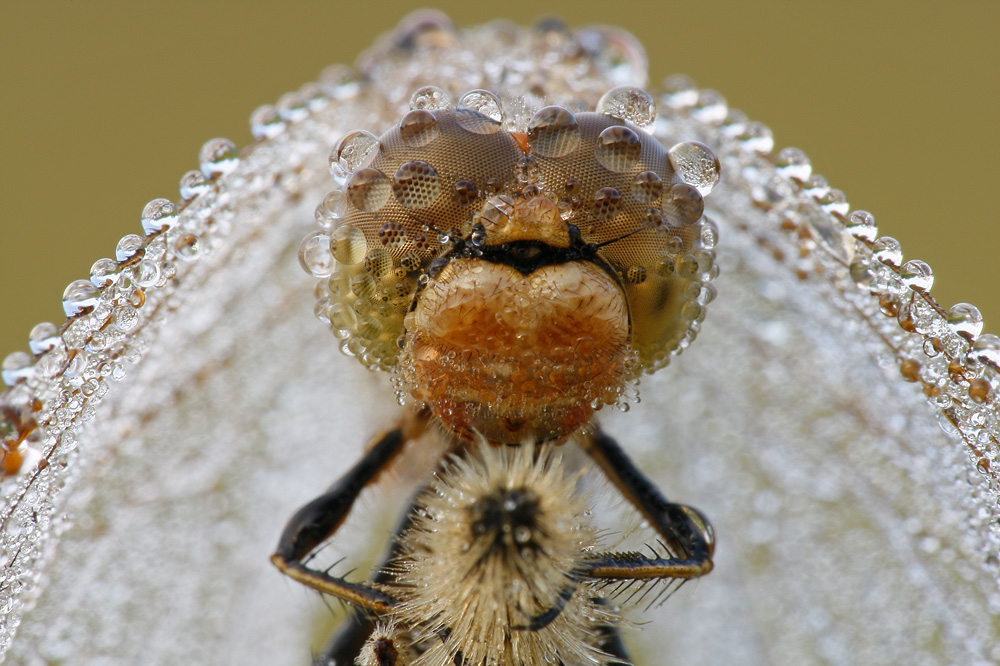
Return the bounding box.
[2,1,998,360]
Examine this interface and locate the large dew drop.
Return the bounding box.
[140,199,177,234]
[458,89,503,122]
[347,168,392,212]
[872,237,902,267]
[900,260,934,293]
[947,303,984,342]
[594,126,641,173]
[399,110,440,147]
[115,235,145,263]
[526,106,580,158]
[334,130,381,173]
[62,280,101,317]
[596,86,656,130]
[668,142,721,196]
[409,85,450,111]
[198,138,239,177]
[331,225,368,265]
[845,210,878,242]
[298,231,335,278]
[392,161,441,209]
[456,90,503,135]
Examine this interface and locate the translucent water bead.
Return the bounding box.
[947,303,984,342]
[661,74,698,109]
[969,333,1000,369]
[1,352,33,386]
[199,137,240,177]
[457,89,504,123]
[597,86,656,130]
[333,130,380,173]
[89,258,120,288]
[249,104,286,140]
[775,148,812,182]
[409,86,450,111]
[900,260,934,293]
[179,170,211,200]
[62,280,101,317]
[691,90,728,125]
[140,199,178,235]
[872,237,902,267]
[298,231,335,278]
[115,235,145,263]
[845,210,878,242]
[668,142,721,196]
[28,322,61,354]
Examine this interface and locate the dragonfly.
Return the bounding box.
[1,11,998,666]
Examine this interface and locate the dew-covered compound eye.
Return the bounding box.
[300,85,720,443]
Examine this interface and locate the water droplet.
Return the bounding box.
[249,104,285,140]
[515,156,537,185]
[199,138,239,177]
[298,231,335,278]
[633,171,663,204]
[663,183,704,227]
[347,168,391,212]
[452,179,477,205]
[969,334,1000,369]
[593,187,622,219]
[817,189,849,216]
[625,265,647,284]
[661,74,698,109]
[738,122,774,154]
[179,170,210,200]
[392,161,441,209]
[175,234,201,261]
[700,219,720,249]
[334,130,380,173]
[691,89,728,124]
[377,221,408,248]
[115,234,145,263]
[28,322,60,355]
[802,208,854,266]
[845,210,878,242]
[62,280,101,317]
[455,98,502,135]
[320,191,349,229]
[458,89,503,122]
[140,198,177,234]
[775,148,812,182]
[947,303,983,342]
[134,260,161,288]
[872,237,902,267]
[594,125,640,173]
[331,225,368,265]
[900,260,934,292]
[1,352,33,386]
[526,106,580,158]
[276,91,309,123]
[668,141,721,196]
[409,86,450,111]
[399,109,440,147]
[89,258,120,288]
[597,86,656,129]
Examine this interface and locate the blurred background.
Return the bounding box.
[2,1,997,357]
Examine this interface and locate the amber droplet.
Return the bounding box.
[899,358,922,383]
[969,377,991,404]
